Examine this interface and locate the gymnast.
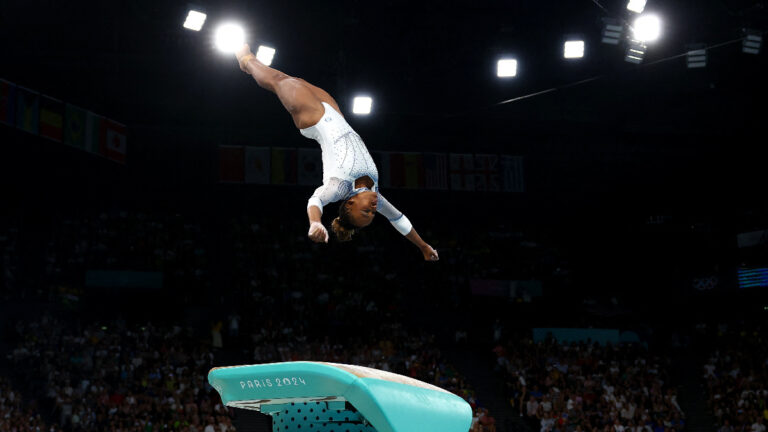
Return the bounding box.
[235,44,439,261]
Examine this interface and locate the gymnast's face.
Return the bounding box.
[345,191,378,228]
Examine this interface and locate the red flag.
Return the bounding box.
[101,119,127,164]
[219,146,245,183]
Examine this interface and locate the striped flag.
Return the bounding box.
[102,119,127,164]
[271,147,298,185]
[372,151,391,188]
[39,95,64,142]
[297,148,322,186]
[388,153,424,189]
[449,153,475,191]
[377,153,424,189]
[15,86,39,134]
[63,104,87,149]
[0,79,16,126]
[245,147,271,184]
[85,112,104,153]
[424,153,448,190]
[219,146,245,183]
[474,154,500,192]
[500,155,525,192]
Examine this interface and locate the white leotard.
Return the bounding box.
[300,102,412,236]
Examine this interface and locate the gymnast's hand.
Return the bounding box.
[308,221,329,243]
[420,244,439,262]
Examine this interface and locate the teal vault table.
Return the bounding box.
[208,361,472,432]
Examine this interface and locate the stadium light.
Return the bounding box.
[625,40,646,63]
[601,18,625,45]
[497,58,518,77]
[214,23,246,53]
[627,0,647,14]
[352,96,373,115]
[632,14,662,43]
[183,9,207,31]
[743,29,763,54]
[686,44,707,68]
[564,40,585,59]
[256,45,276,66]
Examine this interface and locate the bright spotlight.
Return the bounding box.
[632,14,661,43]
[256,45,276,66]
[743,29,763,54]
[601,17,625,45]
[215,23,246,53]
[497,59,518,77]
[625,40,646,63]
[564,41,585,59]
[183,10,207,31]
[352,96,373,115]
[627,0,647,13]
[686,44,707,68]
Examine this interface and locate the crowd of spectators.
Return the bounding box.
[0,207,561,304]
[0,377,54,432]
[495,338,684,432]
[701,323,767,432]
[5,308,490,432]
[0,208,558,432]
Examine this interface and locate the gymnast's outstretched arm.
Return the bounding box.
[377,194,439,261]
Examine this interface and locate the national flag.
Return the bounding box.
[102,119,127,164]
[424,153,448,190]
[474,154,501,192]
[371,151,391,188]
[63,104,87,149]
[500,155,525,192]
[0,79,16,126]
[245,147,270,184]
[219,146,245,183]
[85,112,104,154]
[449,153,475,191]
[402,153,424,189]
[39,95,64,142]
[297,148,322,186]
[15,86,39,134]
[271,147,298,185]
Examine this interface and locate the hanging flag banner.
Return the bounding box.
[39,95,64,142]
[85,111,104,154]
[500,155,525,192]
[219,146,245,183]
[424,153,448,190]
[474,154,501,192]
[297,148,322,186]
[449,153,475,191]
[372,151,391,188]
[102,119,127,164]
[0,79,16,126]
[386,152,424,189]
[63,103,87,149]
[245,146,271,184]
[271,147,298,185]
[15,86,39,135]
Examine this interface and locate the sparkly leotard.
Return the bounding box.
[300,102,412,236]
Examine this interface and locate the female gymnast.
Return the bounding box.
[235,44,439,261]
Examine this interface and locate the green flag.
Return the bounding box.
[64,103,87,149]
[85,111,104,153]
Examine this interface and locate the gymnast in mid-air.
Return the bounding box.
[235,44,439,261]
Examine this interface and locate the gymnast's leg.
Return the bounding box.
[235,44,340,128]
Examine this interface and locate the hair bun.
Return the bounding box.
[331,217,355,242]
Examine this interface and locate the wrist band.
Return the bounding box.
[239,54,255,70]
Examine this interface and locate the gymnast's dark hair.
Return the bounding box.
[331,199,357,242]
